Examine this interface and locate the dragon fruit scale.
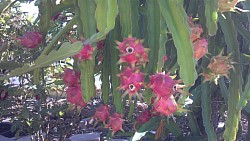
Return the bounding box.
[94,104,110,122]
[153,96,177,117]
[118,67,144,99]
[63,68,80,87]
[150,73,180,99]
[116,37,148,67]
[107,113,124,135]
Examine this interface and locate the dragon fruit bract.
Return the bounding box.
[63,68,80,86]
[66,85,86,107]
[153,96,177,116]
[74,44,94,61]
[116,37,148,67]
[150,73,179,99]
[94,104,110,122]
[107,113,124,135]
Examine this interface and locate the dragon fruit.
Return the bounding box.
[0,89,8,100]
[118,67,144,99]
[116,37,148,67]
[66,85,87,107]
[63,68,80,86]
[136,110,151,124]
[150,73,180,99]
[74,44,94,61]
[18,31,43,48]
[153,96,177,116]
[187,17,203,42]
[107,113,124,135]
[94,104,110,122]
[207,52,234,78]
[193,38,208,60]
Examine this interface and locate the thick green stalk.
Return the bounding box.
[109,19,123,113]
[157,15,167,72]
[101,41,111,104]
[143,0,161,104]
[130,0,139,37]
[201,82,217,141]
[77,0,97,102]
[118,0,132,37]
[38,0,52,37]
[219,13,241,141]
[204,0,218,36]
[146,0,160,74]
[157,0,197,87]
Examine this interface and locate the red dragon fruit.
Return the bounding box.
[207,52,234,78]
[0,89,8,100]
[136,110,151,124]
[150,73,180,99]
[193,38,208,60]
[118,67,144,99]
[107,113,124,135]
[116,37,148,67]
[94,104,110,122]
[63,68,80,86]
[66,85,87,107]
[153,96,177,116]
[18,31,43,48]
[74,44,94,61]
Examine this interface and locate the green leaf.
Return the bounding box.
[0,41,83,80]
[95,0,118,35]
[131,116,161,141]
[205,0,218,36]
[157,0,197,87]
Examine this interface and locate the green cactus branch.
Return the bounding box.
[219,13,242,141]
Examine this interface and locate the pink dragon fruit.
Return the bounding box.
[18,31,43,48]
[94,104,110,122]
[118,67,144,99]
[107,113,124,135]
[0,89,8,100]
[116,37,148,67]
[63,68,80,86]
[66,85,87,107]
[153,96,177,116]
[193,38,208,60]
[150,73,180,99]
[74,44,94,61]
[188,17,203,42]
[136,110,151,124]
